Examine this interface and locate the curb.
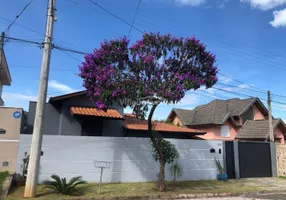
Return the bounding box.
[59,190,286,200]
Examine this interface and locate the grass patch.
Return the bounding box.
[280,176,286,179]
[0,171,9,190]
[8,180,264,200]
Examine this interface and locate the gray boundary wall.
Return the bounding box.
[17,135,223,183]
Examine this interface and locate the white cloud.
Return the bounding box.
[219,76,232,84]
[270,9,286,27]
[178,93,200,105]
[3,93,37,102]
[49,80,76,93]
[174,0,206,6]
[2,93,37,110]
[241,0,286,10]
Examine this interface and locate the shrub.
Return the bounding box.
[214,158,224,174]
[169,160,183,182]
[21,152,29,178]
[44,175,87,195]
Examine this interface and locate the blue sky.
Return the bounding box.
[1,0,286,120]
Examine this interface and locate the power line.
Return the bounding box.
[218,73,286,100]
[75,0,286,73]
[53,45,86,55]
[128,0,142,38]
[0,16,44,37]
[217,82,266,95]
[134,5,286,65]
[9,64,77,72]
[4,36,43,46]
[4,35,86,56]
[0,15,88,52]
[218,72,266,92]
[213,86,286,106]
[55,48,84,63]
[4,0,34,33]
[88,0,144,34]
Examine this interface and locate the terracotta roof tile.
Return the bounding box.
[124,115,205,134]
[70,106,124,119]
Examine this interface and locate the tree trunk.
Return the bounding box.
[148,104,166,191]
[158,158,166,191]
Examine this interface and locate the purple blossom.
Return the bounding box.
[79,32,218,111]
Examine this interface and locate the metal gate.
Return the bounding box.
[238,142,272,178]
[225,141,235,179]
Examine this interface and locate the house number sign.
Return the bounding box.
[13,111,21,119]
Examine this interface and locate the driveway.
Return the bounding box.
[180,178,286,200]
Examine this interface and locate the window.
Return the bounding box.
[242,107,254,124]
[221,125,230,138]
[0,128,6,134]
[2,161,9,167]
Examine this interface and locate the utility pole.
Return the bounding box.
[0,32,4,55]
[24,0,56,197]
[0,32,5,106]
[0,32,4,71]
[268,90,274,142]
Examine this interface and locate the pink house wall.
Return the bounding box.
[173,116,184,126]
[191,122,239,141]
[275,127,285,144]
[253,105,266,120]
[239,104,266,125]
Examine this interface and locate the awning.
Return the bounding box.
[70,106,124,120]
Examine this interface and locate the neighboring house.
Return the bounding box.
[27,91,205,139]
[167,98,286,143]
[236,119,286,143]
[0,47,22,172]
[0,107,23,172]
[0,47,12,105]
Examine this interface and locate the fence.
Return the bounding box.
[16,135,223,183]
[225,141,277,179]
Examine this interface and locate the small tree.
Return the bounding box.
[79,33,218,191]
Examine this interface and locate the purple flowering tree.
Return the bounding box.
[79,33,218,190]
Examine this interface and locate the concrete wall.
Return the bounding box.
[17,135,223,183]
[0,107,23,172]
[27,96,124,137]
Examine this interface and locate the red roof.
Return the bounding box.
[124,115,205,134]
[70,106,124,120]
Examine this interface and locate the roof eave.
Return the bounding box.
[168,108,188,127]
[49,90,86,103]
[238,98,268,117]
